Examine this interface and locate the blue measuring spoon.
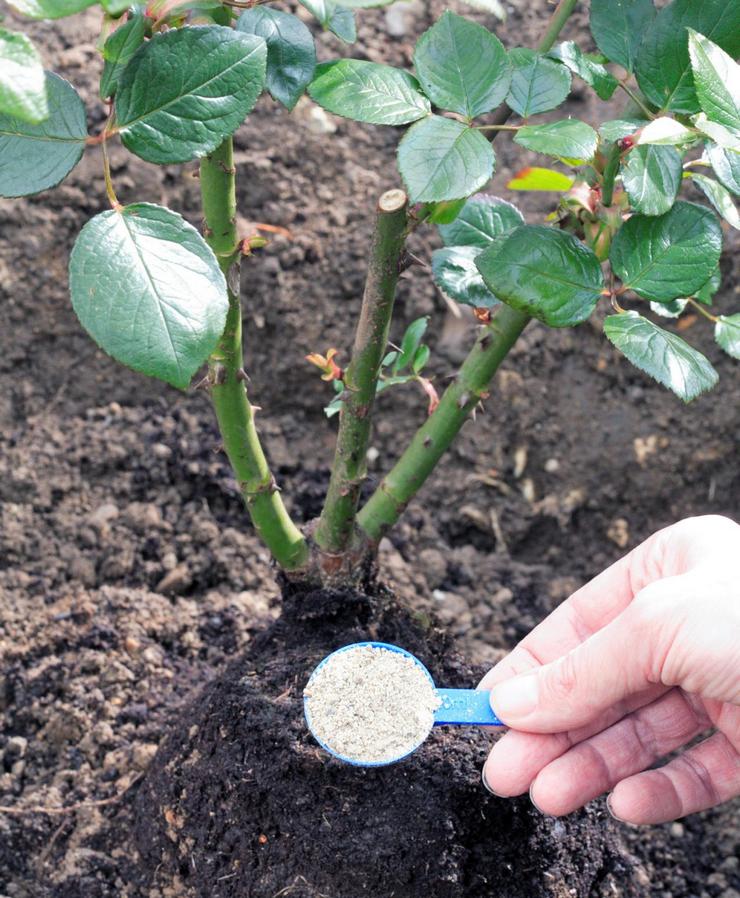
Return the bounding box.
[303,641,503,767]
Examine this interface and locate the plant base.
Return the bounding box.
[134,585,642,898]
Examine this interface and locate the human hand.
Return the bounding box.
[479,515,740,824]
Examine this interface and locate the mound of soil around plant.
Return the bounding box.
[135,585,640,898]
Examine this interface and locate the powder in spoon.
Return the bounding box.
[304,644,441,764]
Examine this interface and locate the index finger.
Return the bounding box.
[478,526,667,690]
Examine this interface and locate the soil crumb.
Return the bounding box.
[304,642,441,764]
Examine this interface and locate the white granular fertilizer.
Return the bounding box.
[304,645,441,764]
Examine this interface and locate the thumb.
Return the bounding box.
[490,577,685,733]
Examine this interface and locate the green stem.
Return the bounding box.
[201,139,308,570]
[315,190,409,555]
[357,306,530,543]
[354,0,576,544]
[601,142,621,207]
[536,0,578,53]
[617,81,655,120]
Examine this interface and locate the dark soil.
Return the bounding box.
[1,1,738,896]
[136,586,640,898]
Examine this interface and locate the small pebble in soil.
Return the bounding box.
[304,645,441,765]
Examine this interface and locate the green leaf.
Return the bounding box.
[514,119,597,162]
[599,118,644,143]
[707,143,740,195]
[396,317,428,372]
[100,12,147,100]
[328,7,356,43]
[636,116,695,146]
[590,0,656,72]
[635,0,740,114]
[714,314,740,359]
[476,225,603,327]
[439,194,523,247]
[692,112,740,150]
[236,8,315,111]
[298,0,335,25]
[426,198,467,224]
[299,0,356,40]
[650,298,687,318]
[69,203,229,390]
[687,29,740,137]
[413,11,510,118]
[412,344,430,374]
[506,48,571,117]
[432,245,499,308]
[115,25,267,164]
[506,166,574,191]
[604,311,718,402]
[397,115,495,203]
[694,267,721,305]
[308,59,430,125]
[621,145,682,216]
[610,201,723,301]
[547,41,619,101]
[690,173,740,229]
[0,72,86,198]
[8,0,95,18]
[0,29,47,127]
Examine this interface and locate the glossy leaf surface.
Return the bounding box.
[514,119,597,162]
[439,194,523,247]
[397,115,494,202]
[115,26,267,164]
[506,48,570,117]
[69,203,229,390]
[0,72,86,197]
[635,0,740,114]
[308,59,430,124]
[413,11,510,118]
[0,28,47,123]
[547,41,618,100]
[691,173,740,229]
[100,12,147,99]
[715,314,740,360]
[687,29,740,137]
[604,311,718,402]
[707,143,740,195]
[476,225,603,327]
[590,0,656,72]
[237,8,315,110]
[610,201,723,301]
[621,145,682,216]
[432,245,499,308]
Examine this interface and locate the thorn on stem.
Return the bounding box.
[211,364,227,386]
[236,368,250,383]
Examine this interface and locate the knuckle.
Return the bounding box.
[541,651,580,705]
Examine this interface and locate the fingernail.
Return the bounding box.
[492,673,539,721]
[481,768,506,797]
[606,794,641,828]
[606,793,628,823]
[529,783,548,816]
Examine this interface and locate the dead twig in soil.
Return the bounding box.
[0,773,142,816]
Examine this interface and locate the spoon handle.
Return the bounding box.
[433,689,503,726]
